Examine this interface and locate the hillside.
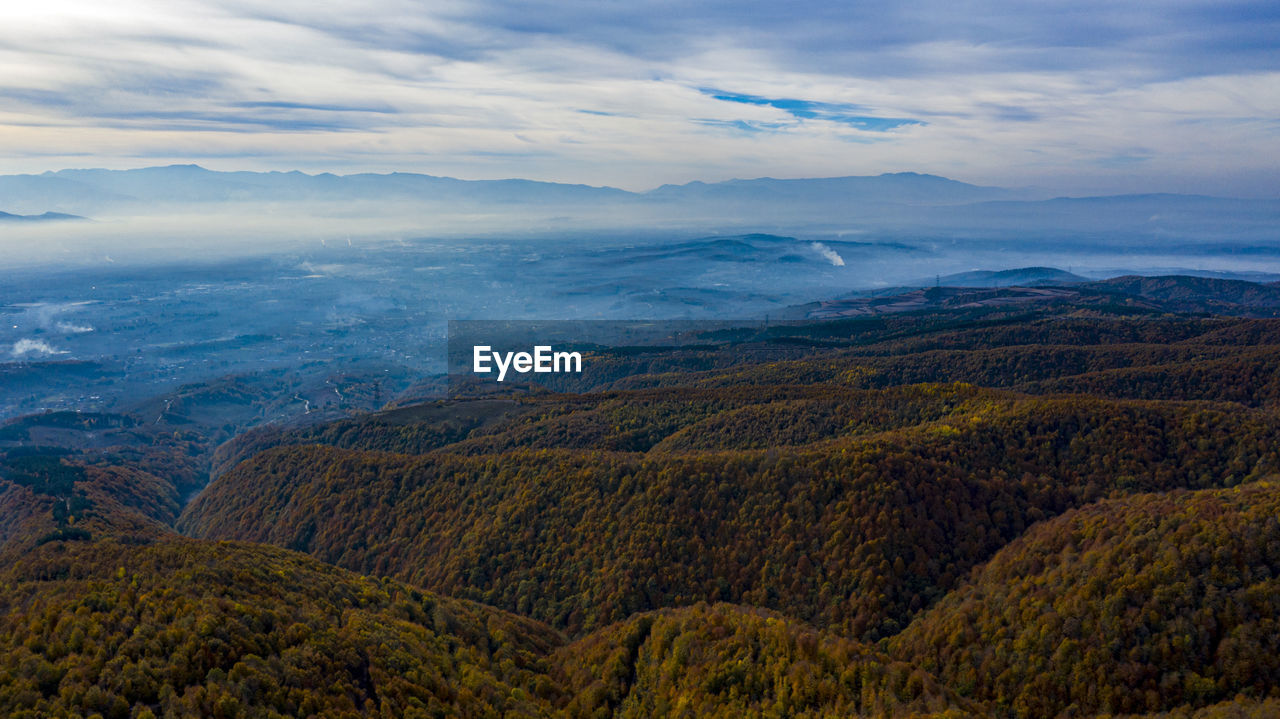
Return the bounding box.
[9,299,1280,716]
[801,274,1280,320]
[0,537,566,718]
[0,449,177,555]
[556,603,979,718]
[890,481,1280,717]
[180,387,1280,640]
[0,532,978,718]
[1087,275,1280,314]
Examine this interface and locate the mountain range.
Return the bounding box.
[0,166,1008,210]
[1,166,1276,242]
[0,210,84,222]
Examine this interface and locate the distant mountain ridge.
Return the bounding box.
[644,171,1024,205]
[2,165,1276,246]
[0,210,85,222]
[9,164,631,207]
[935,267,1089,287]
[803,270,1280,319]
[1,163,1270,215]
[5,164,1014,206]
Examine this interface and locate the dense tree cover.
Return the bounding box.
[13,306,1280,717]
[0,450,177,556]
[200,316,1280,468]
[849,345,1243,392]
[209,399,528,479]
[0,412,138,442]
[841,316,1232,355]
[84,443,207,503]
[0,481,48,549]
[890,481,1280,717]
[556,603,978,718]
[0,537,567,718]
[0,452,95,549]
[644,385,987,453]
[1023,349,1280,406]
[444,385,997,456]
[594,317,1280,404]
[447,392,750,455]
[607,342,1280,408]
[180,390,1280,640]
[1,452,87,497]
[1088,275,1280,313]
[0,536,976,718]
[213,384,990,465]
[1112,697,1280,718]
[0,411,210,500]
[767,305,1226,354]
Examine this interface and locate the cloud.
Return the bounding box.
[693,118,792,134]
[439,0,1280,80]
[0,1,1275,194]
[234,101,398,114]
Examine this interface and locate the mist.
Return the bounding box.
[2,165,1278,274]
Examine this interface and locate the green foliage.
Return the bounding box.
[2,453,86,496]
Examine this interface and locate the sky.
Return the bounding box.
[0,0,1278,195]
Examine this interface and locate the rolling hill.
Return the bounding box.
[890,481,1280,717]
[8,293,1280,717]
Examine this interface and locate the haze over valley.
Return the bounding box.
[4,165,1280,425]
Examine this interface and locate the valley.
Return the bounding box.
[5,283,1280,717]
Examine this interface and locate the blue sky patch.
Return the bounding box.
[700,88,924,132]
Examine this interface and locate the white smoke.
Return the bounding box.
[17,302,96,333]
[11,339,66,358]
[55,322,94,333]
[810,242,846,267]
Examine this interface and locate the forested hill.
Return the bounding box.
[801,272,1280,320]
[890,481,1280,716]
[0,535,978,717]
[181,395,1280,641]
[9,293,1280,716]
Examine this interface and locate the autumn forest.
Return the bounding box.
[5,284,1280,718]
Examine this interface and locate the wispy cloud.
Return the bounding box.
[693,118,792,134]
